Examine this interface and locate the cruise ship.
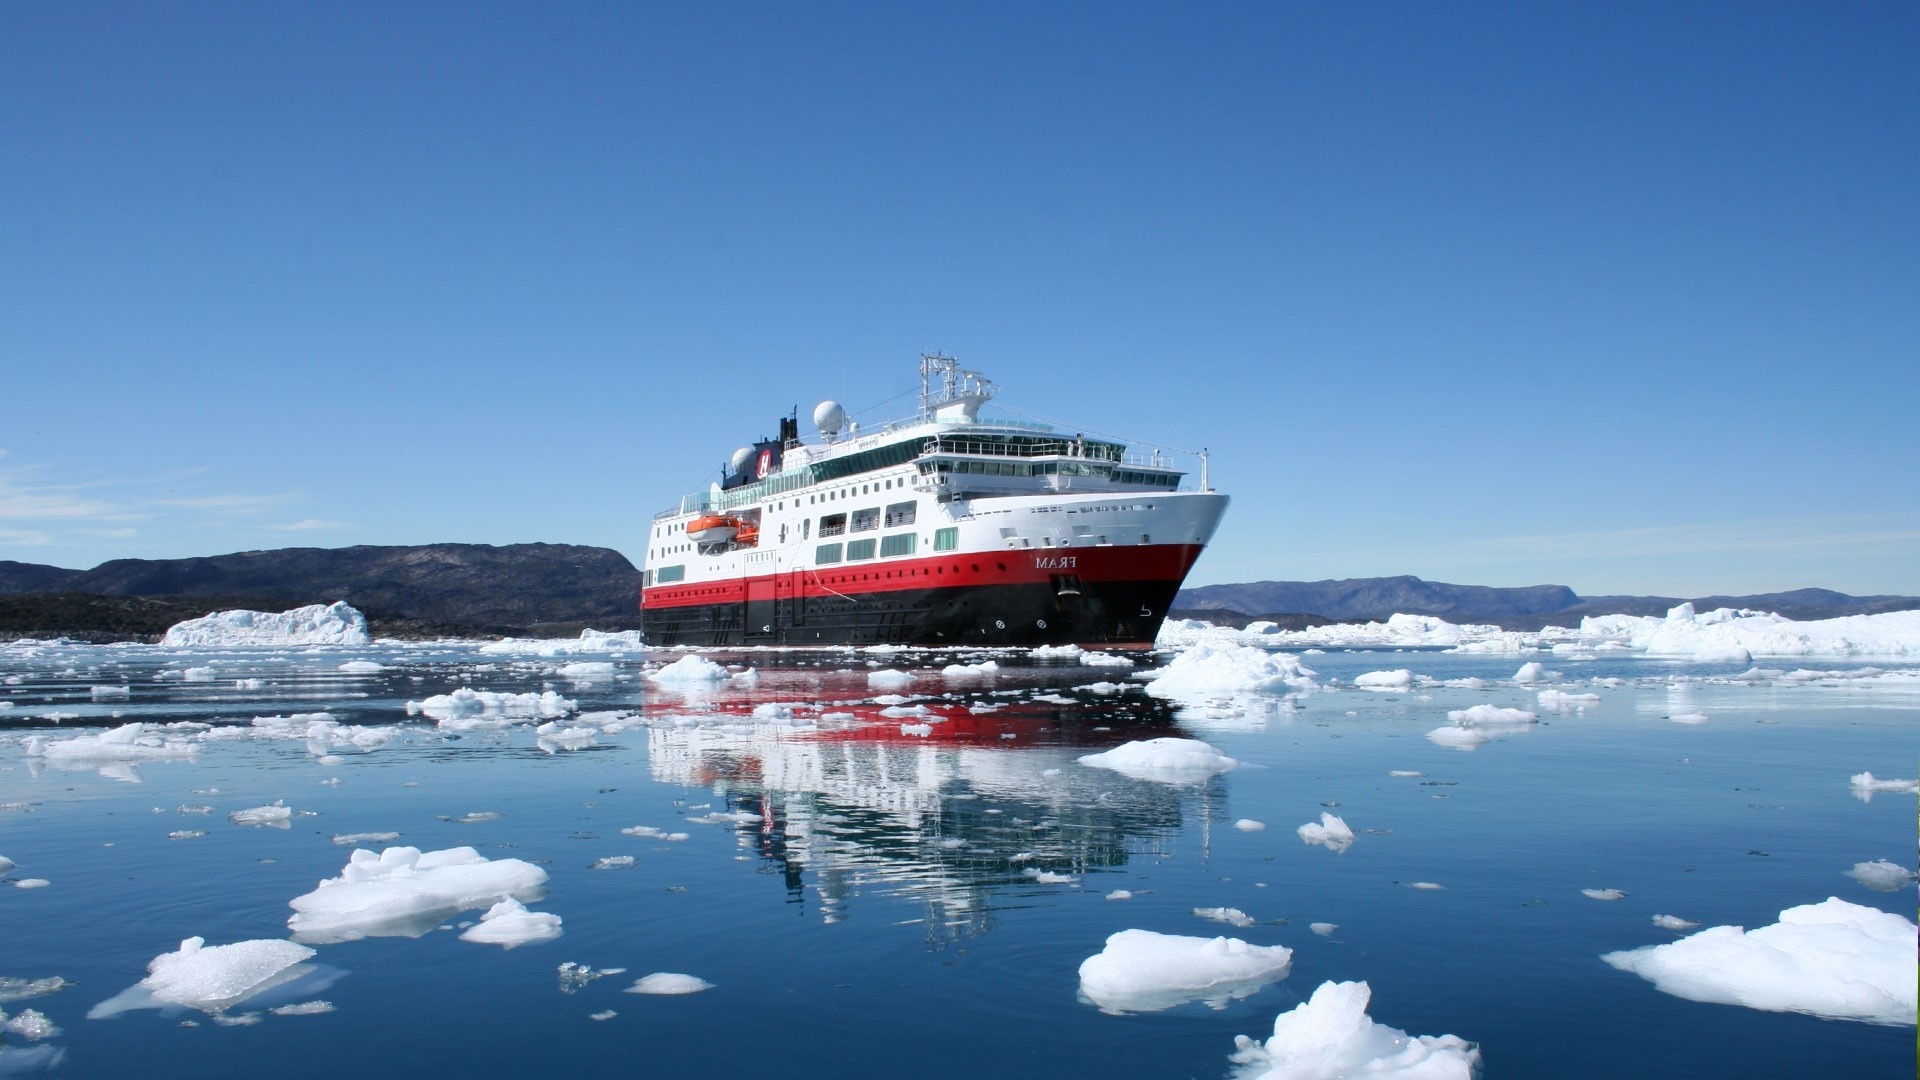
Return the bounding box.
[639,354,1228,647]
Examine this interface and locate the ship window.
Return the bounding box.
[820,513,847,537]
[655,564,686,584]
[934,527,958,552]
[884,501,916,527]
[847,538,876,561]
[815,543,842,565]
[880,533,916,558]
[851,507,880,532]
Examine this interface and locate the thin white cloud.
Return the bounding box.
[0,527,54,545]
[147,493,295,514]
[270,518,348,532]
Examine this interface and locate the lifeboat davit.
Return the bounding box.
[687,514,742,544]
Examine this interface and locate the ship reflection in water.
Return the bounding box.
[637,652,1212,936]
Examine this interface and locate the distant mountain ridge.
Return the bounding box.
[0,543,641,641]
[1174,576,1919,630]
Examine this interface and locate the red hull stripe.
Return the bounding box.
[641,543,1204,611]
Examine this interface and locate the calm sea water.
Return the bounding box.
[1,640,1914,1078]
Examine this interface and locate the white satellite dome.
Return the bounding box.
[813,400,846,436]
[728,446,755,473]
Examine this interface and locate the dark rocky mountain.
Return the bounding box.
[1174,576,1918,630]
[0,543,642,641]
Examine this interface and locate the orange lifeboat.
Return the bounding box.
[687,515,741,544]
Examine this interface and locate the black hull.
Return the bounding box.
[641,578,1181,648]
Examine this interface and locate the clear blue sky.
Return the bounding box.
[4,3,1915,598]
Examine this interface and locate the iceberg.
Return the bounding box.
[1230,980,1480,1079]
[1601,897,1917,1025]
[1078,928,1292,1014]
[161,603,370,647]
[287,845,549,943]
[1078,737,1238,782]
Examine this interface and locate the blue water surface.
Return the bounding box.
[0,639,1913,1078]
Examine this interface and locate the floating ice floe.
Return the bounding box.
[1849,771,1917,793]
[1297,813,1355,853]
[1229,979,1481,1079]
[161,602,370,647]
[23,723,198,764]
[941,660,999,676]
[1310,923,1338,937]
[1078,737,1238,782]
[1194,906,1255,928]
[1582,888,1627,901]
[1352,669,1415,690]
[286,845,550,943]
[556,661,617,680]
[229,801,293,828]
[1652,915,1700,931]
[0,1005,58,1041]
[1846,860,1918,892]
[338,660,385,674]
[645,655,731,683]
[1145,644,1317,699]
[625,973,713,995]
[458,897,562,948]
[406,688,575,728]
[1078,929,1293,1014]
[1582,604,1920,659]
[87,936,325,1020]
[1601,897,1918,1026]
[1235,819,1267,832]
[867,669,915,687]
[1425,703,1538,750]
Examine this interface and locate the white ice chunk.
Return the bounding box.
[624,973,713,995]
[1297,813,1355,853]
[1078,737,1238,782]
[1079,929,1292,1014]
[286,845,549,943]
[161,602,369,647]
[458,897,562,948]
[89,937,315,1018]
[407,687,576,727]
[1849,771,1918,793]
[1601,897,1917,1025]
[1235,819,1268,832]
[24,723,198,763]
[1353,669,1414,690]
[1146,643,1318,698]
[1194,907,1256,928]
[1846,860,1918,892]
[646,655,731,683]
[1229,979,1480,1078]
[229,801,292,828]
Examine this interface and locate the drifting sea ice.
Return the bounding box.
[88,937,317,1019]
[646,655,731,683]
[1297,813,1355,853]
[457,897,562,948]
[1078,929,1293,1014]
[1845,860,1917,892]
[23,723,198,764]
[1229,980,1480,1079]
[625,973,714,995]
[1600,897,1918,1025]
[406,688,576,727]
[159,602,370,647]
[1848,771,1918,793]
[1194,907,1256,928]
[1077,737,1238,782]
[1353,669,1415,690]
[286,845,549,943]
[1144,643,1317,699]
[229,801,293,828]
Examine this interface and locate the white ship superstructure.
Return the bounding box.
[640,354,1228,646]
